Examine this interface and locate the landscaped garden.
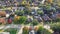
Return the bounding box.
[0,0,60,34]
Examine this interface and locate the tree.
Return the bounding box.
[47,0,53,3]
[15,10,24,16]
[50,23,60,33]
[14,16,27,24]
[31,19,39,26]
[36,26,53,34]
[46,4,51,10]
[37,10,44,16]
[43,4,53,14]
[0,0,4,1]
[21,0,27,7]
[18,16,27,24]
[22,27,29,34]
[24,8,31,15]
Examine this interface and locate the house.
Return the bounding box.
[42,14,52,22]
[0,1,6,6]
[18,7,25,11]
[50,14,57,20]
[5,10,12,14]
[12,7,18,11]
[33,15,43,22]
[30,7,40,15]
[26,15,33,23]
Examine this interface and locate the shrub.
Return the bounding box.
[31,19,39,26]
[15,10,24,16]
[43,29,53,34]
[37,10,44,16]
[36,26,44,34]
[14,16,27,24]
[22,26,29,34]
[4,28,17,34]
[34,25,53,34]
[50,23,60,32]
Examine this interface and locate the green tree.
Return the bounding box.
[22,27,29,34]
[37,10,44,16]
[0,0,4,1]
[4,28,17,34]
[24,8,31,15]
[37,26,44,34]
[15,10,24,16]
[14,16,27,24]
[50,23,60,32]
[19,16,27,24]
[31,19,39,26]
[37,26,53,34]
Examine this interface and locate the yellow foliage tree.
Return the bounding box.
[47,0,53,3]
[21,0,26,5]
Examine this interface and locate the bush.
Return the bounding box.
[34,25,53,34]
[13,16,20,24]
[43,29,53,34]
[24,7,32,15]
[22,27,29,34]
[19,16,27,24]
[37,10,44,16]
[14,16,27,24]
[4,28,17,34]
[31,19,39,26]
[36,26,44,34]
[56,18,60,22]
[15,10,24,16]
[50,23,60,32]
